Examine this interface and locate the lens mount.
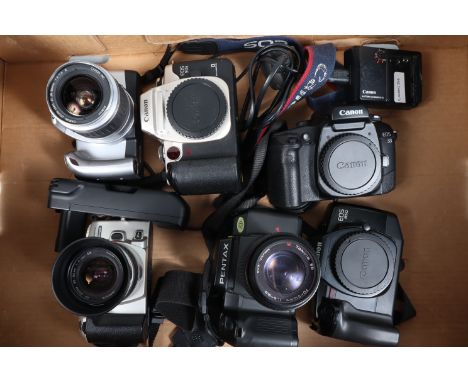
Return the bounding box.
[46,62,134,143]
[52,237,137,316]
[248,236,320,311]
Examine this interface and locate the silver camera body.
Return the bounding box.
[46,60,142,181]
[83,219,150,316]
[140,65,232,169]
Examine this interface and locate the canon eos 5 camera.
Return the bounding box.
[267,106,396,211]
[202,209,321,346]
[140,58,242,195]
[52,220,152,346]
[310,203,415,346]
[46,60,142,181]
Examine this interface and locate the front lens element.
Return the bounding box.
[62,75,102,116]
[82,257,117,294]
[248,237,321,311]
[264,251,306,294]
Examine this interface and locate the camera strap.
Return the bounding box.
[201,119,285,252]
[178,36,303,56]
[148,270,217,347]
[394,283,417,325]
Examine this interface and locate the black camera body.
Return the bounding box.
[267,106,396,211]
[141,58,242,195]
[344,46,422,109]
[311,203,409,346]
[205,209,320,347]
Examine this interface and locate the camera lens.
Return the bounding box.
[68,248,124,305]
[264,251,306,294]
[248,237,320,310]
[52,238,137,316]
[61,76,102,116]
[46,62,134,143]
[319,134,382,196]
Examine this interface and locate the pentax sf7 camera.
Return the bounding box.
[202,209,321,346]
[46,60,142,181]
[140,58,242,195]
[310,203,415,346]
[267,106,396,212]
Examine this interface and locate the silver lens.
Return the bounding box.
[46,62,134,143]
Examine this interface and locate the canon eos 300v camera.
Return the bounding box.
[267,106,396,211]
[140,58,242,195]
[46,61,142,181]
[310,203,415,346]
[202,209,321,346]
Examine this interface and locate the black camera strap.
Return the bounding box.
[394,283,417,325]
[148,270,217,347]
[201,119,285,251]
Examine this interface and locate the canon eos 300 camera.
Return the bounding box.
[311,203,415,346]
[267,106,396,211]
[46,61,142,181]
[202,209,321,346]
[52,219,152,346]
[140,58,242,195]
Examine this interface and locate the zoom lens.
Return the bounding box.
[61,75,102,116]
[248,236,320,310]
[46,62,134,143]
[52,238,137,316]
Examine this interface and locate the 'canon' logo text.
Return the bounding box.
[360,248,371,279]
[143,99,150,123]
[339,109,364,116]
[337,160,367,169]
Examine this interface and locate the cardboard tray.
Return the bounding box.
[0,36,467,346]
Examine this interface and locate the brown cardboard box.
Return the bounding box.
[0,35,467,346]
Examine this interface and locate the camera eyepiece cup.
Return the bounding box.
[52,237,137,316]
[248,236,320,311]
[46,62,134,143]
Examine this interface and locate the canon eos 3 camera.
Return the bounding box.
[267,106,396,211]
[202,209,321,346]
[46,60,142,181]
[140,58,242,195]
[310,203,415,346]
[52,220,152,346]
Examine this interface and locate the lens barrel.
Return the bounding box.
[52,237,137,316]
[46,62,134,143]
[248,236,320,310]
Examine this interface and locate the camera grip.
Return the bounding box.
[267,139,303,210]
[55,210,87,252]
[318,300,399,346]
[167,157,241,195]
[223,313,298,347]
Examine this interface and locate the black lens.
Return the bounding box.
[248,237,321,311]
[68,246,125,306]
[61,75,102,116]
[264,251,306,294]
[81,257,117,294]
